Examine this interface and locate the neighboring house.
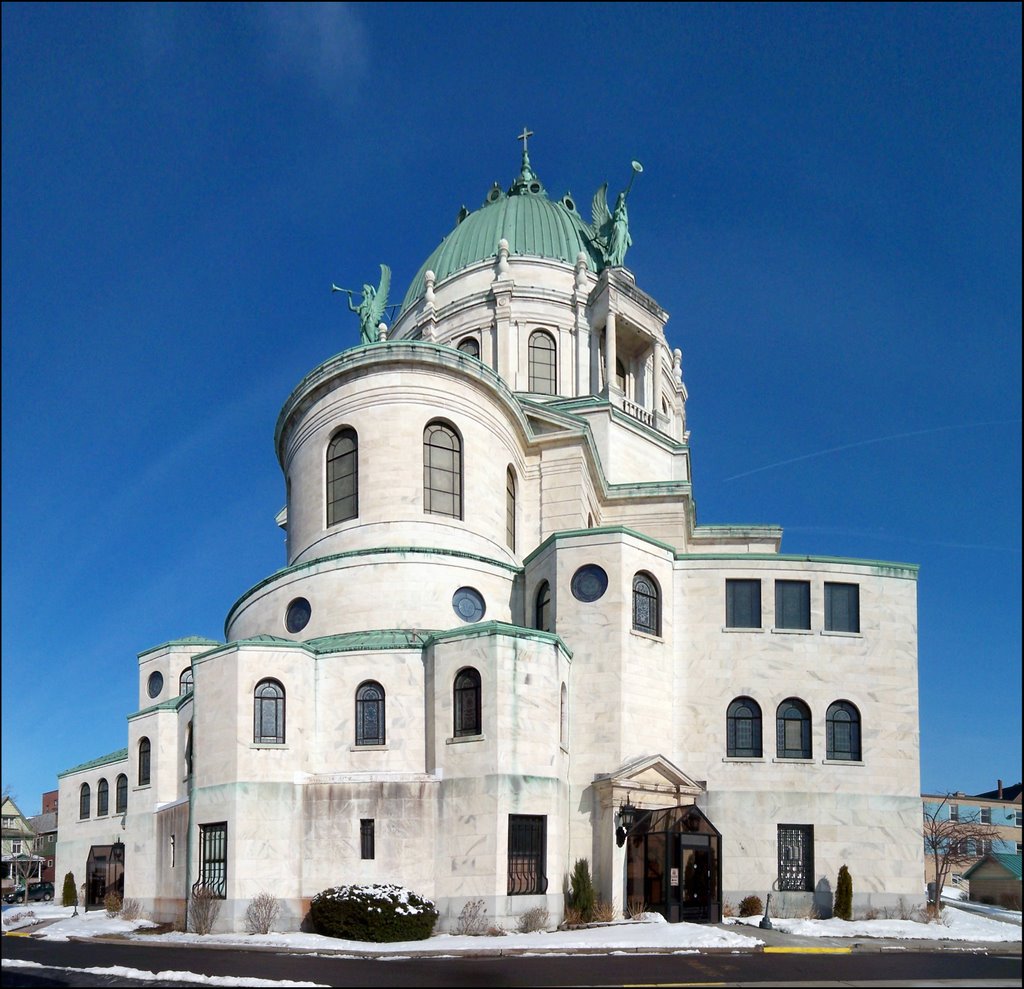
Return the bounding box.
[962,852,1023,908]
[2,795,41,891]
[29,810,58,885]
[922,780,1023,892]
[57,142,925,933]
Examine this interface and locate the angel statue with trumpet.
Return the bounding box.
[590,160,643,268]
[332,264,391,345]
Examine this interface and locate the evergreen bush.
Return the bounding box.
[61,872,77,908]
[738,894,763,917]
[834,864,853,921]
[568,858,595,922]
[309,884,438,942]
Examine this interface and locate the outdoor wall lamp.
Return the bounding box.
[615,796,638,847]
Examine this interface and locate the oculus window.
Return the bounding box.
[452,587,486,623]
[571,564,608,603]
[285,597,311,634]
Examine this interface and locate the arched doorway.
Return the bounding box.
[624,805,721,922]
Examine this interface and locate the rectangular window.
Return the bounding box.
[11,840,21,855]
[726,579,761,628]
[1016,811,1023,828]
[775,580,811,630]
[824,582,860,633]
[975,838,991,856]
[949,804,959,821]
[507,815,547,895]
[197,822,227,898]
[1017,842,1022,855]
[170,834,176,868]
[777,824,814,891]
[980,807,991,824]
[360,819,375,860]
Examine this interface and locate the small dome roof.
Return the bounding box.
[400,154,602,314]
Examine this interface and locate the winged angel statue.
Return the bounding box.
[590,161,642,268]
[335,264,391,345]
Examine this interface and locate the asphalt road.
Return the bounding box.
[1,936,1021,987]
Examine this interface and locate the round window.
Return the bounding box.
[571,564,608,603]
[452,587,486,623]
[285,597,311,634]
[147,672,164,699]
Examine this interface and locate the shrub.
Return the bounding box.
[568,858,595,922]
[561,904,584,927]
[834,864,853,921]
[189,884,222,935]
[453,898,488,936]
[738,895,763,917]
[517,906,550,932]
[61,872,78,909]
[309,884,438,943]
[592,899,617,922]
[120,898,143,921]
[245,891,281,934]
[104,892,123,918]
[627,895,649,919]
[721,900,736,918]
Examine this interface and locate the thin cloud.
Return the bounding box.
[257,2,370,95]
[723,420,1022,482]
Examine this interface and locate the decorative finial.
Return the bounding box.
[517,127,534,155]
[516,127,536,183]
[673,348,683,384]
[497,238,510,277]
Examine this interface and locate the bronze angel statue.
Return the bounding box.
[590,161,642,268]
[334,264,391,345]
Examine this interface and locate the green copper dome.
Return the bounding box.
[400,153,602,314]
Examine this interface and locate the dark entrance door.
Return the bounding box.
[625,805,721,923]
[85,841,125,910]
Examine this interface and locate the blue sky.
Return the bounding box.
[2,3,1020,814]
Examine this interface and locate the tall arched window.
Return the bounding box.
[632,572,660,636]
[776,698,812,760]
[138,737,151,786]
[615,358,626,393]
[528,330,556,394]
[97,778,109,816]
[115,774,128,814]
[79,783,91,820]
[560,682,568,748]
[356,681,386,746]
[727,697,763,758]
[506,467,517,551]
[423,421,462,519]
[185,721,194,776]
[826,700,862,761]
[179,667,194,694]
[457,337,480,358]
[454,667,482,737]
[535,581,551,632]
[327,427,359,525]
[254,679,285,744]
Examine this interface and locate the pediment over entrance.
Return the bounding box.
[593,754,704,804]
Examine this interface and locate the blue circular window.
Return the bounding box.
[285,597,311,634]
[147,672,164,699]
[452,587,486,623]
[571,564,608,603]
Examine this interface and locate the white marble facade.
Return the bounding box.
[57,153,924,931]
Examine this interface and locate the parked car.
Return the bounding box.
[4,881,54,903]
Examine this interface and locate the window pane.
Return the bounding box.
[726,579,761,628]
[508,815,547,894]
[424,423,462,519]
[778,824,814,891]
[528,332,557,395]
[775,581,810,630]
[327,429,358,525]
[825,583,859,633]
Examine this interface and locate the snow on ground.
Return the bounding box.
[3,901,1019,957]
[728,905,1020,942]
[1,959,328,988]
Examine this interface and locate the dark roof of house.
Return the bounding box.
[972,782,1023,802]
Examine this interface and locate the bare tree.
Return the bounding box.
[923,794,999,914]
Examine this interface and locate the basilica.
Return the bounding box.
[57,140,924,931]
